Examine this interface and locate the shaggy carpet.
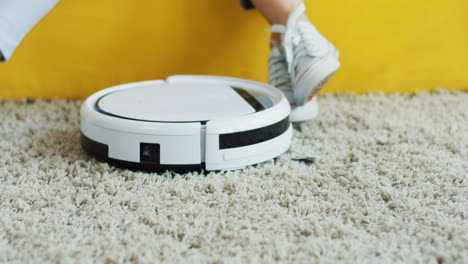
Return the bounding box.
[0,90,467,263]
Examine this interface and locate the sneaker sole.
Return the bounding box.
[290,97,319,123]
[293,51,340,106]
[289,75,332,122]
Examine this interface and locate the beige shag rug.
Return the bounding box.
[0,90,467,263]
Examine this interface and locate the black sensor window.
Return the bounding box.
[140,143,160,163]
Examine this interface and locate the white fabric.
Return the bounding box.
[0,0,59,60]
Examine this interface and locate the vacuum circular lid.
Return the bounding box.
[96,82,261,122]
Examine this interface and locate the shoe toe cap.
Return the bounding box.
[289,98,319,122]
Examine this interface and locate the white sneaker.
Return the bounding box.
[271,2,340,106]
[268,45,319,122]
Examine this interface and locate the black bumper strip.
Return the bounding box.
[219,116,290,149]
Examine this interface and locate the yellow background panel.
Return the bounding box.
[0,0,467,98]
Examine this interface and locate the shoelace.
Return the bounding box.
[262,36,290,87]
[268,3,320,80]
[268,47,291,88]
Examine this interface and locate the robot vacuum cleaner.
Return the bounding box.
[80,75,292,172]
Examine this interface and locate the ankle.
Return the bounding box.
[271,1,308,25]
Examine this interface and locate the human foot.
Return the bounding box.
[268,45,319,122]
[270,2,340,106]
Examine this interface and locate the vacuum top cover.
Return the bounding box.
[97,83,256,122]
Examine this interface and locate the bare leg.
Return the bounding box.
[250,0,308,43]
[250,0,307,25]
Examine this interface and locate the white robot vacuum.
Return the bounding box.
[80,75,292,172]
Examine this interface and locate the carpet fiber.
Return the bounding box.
[0,90,467,263]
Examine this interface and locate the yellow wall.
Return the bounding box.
[0,0,467,98]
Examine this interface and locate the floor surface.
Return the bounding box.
[0,90,467,263]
